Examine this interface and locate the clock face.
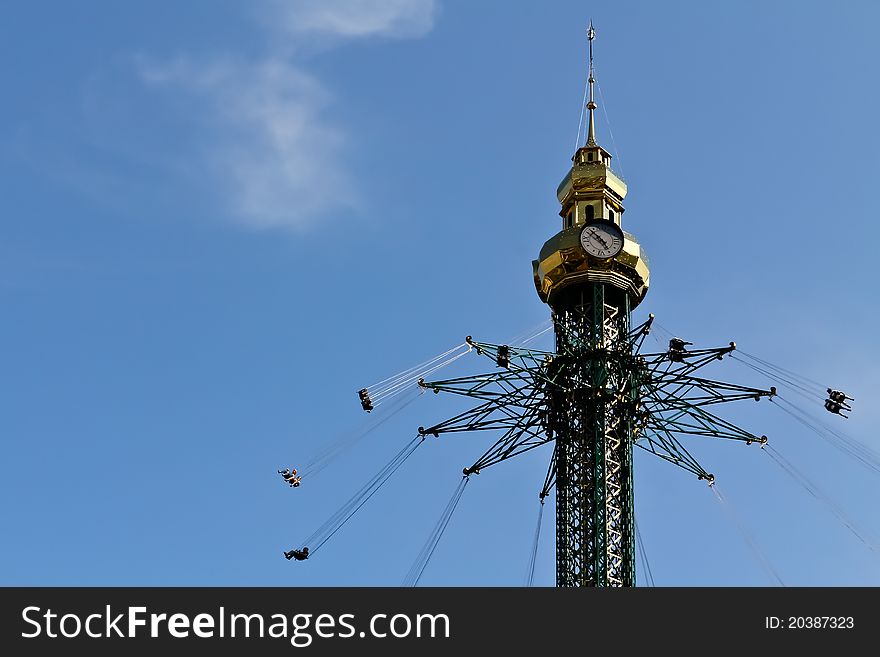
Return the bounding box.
[580,221,624,259]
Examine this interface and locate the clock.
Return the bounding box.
[580,220,624,259]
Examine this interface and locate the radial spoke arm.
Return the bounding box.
[640,343,738,379]
[540,445,557,498]
[635,428,714,481]
[628,314,655,354]
[418,384,552,473]
[645,402,767,444]
[646,379,775,408]
[419,369,540,407]
[466,412,553,474]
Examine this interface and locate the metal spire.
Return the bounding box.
[586,21,597,147]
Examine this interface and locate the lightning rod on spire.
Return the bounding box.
[586,21,597,147]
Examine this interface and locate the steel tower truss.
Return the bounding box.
[417,283,773,587]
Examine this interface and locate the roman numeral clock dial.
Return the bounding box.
[579,220,624,259]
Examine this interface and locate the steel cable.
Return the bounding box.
[762,445,877,552]
[709,484,785,586]
[301,435,425,555]
[525,497,545,586]
[403,476,470,586]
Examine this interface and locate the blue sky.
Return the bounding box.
[2,0,879,586]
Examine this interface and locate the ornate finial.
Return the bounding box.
[586,21,597,147]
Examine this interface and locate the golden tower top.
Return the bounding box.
[533,23,650,309]
[557,22,627,232]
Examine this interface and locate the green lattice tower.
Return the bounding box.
[549,284,640,586]
[531,30,650,585]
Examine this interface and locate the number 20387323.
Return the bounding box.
[765,616,854,629]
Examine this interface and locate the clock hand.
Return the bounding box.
[586,229,605,245]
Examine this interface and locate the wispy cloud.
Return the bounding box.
[271,0,438,39]
[140,56,352,231]
[139,0,439,231]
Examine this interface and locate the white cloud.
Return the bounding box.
[141,56,355,231]
[137,0,439,231]
[272,0,437,39]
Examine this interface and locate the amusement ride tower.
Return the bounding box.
[297,24,827,588]
[405,24,775,587]
[531,22,648,586]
